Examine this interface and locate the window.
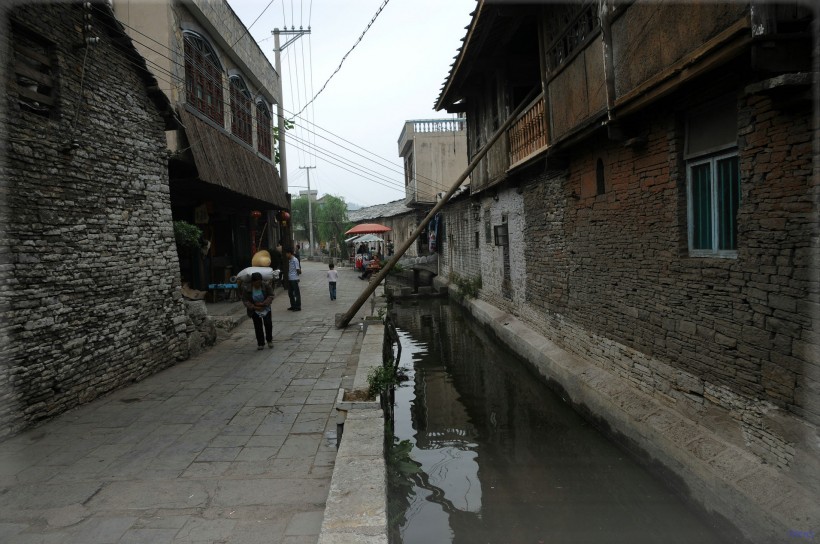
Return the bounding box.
[230,76,252,144]
[596,158,605,195]
[688,153,740,254]
[493,223,509,246]
[184,32,224,126]
[685,100,740,256]
[11,21,56,116]
[404,152,414,186]
[545,2,600,74]
[256,100,272,158]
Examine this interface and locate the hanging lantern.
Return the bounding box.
[250,210,263,219]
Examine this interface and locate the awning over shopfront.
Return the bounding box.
[179,107,289,210]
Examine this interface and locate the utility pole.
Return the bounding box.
[272,27,311,195]
[299,166,316,257]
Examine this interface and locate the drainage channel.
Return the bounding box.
[387,298,733,544]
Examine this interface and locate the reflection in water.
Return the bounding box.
[388,299,732,544]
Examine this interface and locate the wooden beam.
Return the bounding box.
[336,88,540,329]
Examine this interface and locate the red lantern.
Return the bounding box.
[280,211,290,221]
[250,210,262,219]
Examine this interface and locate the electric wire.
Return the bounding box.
[91,15,453,196]
[230,0,278,48]
[110,15,417,178]
[136,50,408,193]
[287,131,400,187]
[295,0,391,116]
[287,135,403,194]
[104,12,447,190]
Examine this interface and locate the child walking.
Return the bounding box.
[327,262,338,300]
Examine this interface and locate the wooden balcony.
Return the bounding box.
[508,94,548,167]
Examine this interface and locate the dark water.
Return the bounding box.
[387,299,733,544]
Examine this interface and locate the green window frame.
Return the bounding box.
[687,151,740,256]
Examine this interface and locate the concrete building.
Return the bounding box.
[0,1,194,437]
[112,0,290,290]
[398,118,468,207]
[434,1,817,541]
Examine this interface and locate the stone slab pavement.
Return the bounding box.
[0,260,378,544]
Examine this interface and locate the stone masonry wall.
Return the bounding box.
[512,91,818,473]
[0,3,190,438]
[440,199,479,285]
[440,191,531,306]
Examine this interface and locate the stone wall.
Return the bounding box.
[439,199,479,284]
[560,93,812,469]
[0,3,191,437]
[439,84,817,476]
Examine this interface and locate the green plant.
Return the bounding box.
[388,262,404,274]
[377,307,386,320]
[452,273,482,300]
[272,118,294,165]
[173,221,202,249]
[367,360,398,399]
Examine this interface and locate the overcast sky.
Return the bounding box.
[227,0,475,207]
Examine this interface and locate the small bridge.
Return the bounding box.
[398,253,438,276]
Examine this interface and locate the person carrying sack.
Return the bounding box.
[243,272,274,350]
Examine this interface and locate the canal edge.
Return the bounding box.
[320,319,389,544]
[455,294,818,544]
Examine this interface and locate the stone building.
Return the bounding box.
[435,1,818,540]
[112,0,289,290]
[0,1,192,437]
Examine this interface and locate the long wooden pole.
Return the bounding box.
[336,88,540,328]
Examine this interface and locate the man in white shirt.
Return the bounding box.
[286,247,302,311]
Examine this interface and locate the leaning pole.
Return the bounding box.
[336,89,539,329]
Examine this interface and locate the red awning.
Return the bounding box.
[345,223,392,235]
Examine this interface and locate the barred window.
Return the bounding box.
[184,32,224,126]
[545,2,600,74]
[12,21,56,116]
[230,76,252,145]
[256,100,272,158]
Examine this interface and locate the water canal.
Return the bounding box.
[386,298,738,544]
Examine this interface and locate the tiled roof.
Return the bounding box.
[348,199,414,222]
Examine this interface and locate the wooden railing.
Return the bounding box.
[508,94,548,165]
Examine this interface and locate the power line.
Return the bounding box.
[112,16,411,177]
[287,132,402,188]
[93,15,453,198]
[295,0,390,116]
[230,0,278,48]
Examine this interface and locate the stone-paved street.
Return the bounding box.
[0,260,373,544]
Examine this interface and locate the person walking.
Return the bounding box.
[286,247,302,311]
[242,272,274,350]
[327,262,338,301]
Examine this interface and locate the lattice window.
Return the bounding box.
[545,2,599,73]
[184,32,224,126]
[230,76,252,145]
[256,100,272,158]
[11,21,56,116]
